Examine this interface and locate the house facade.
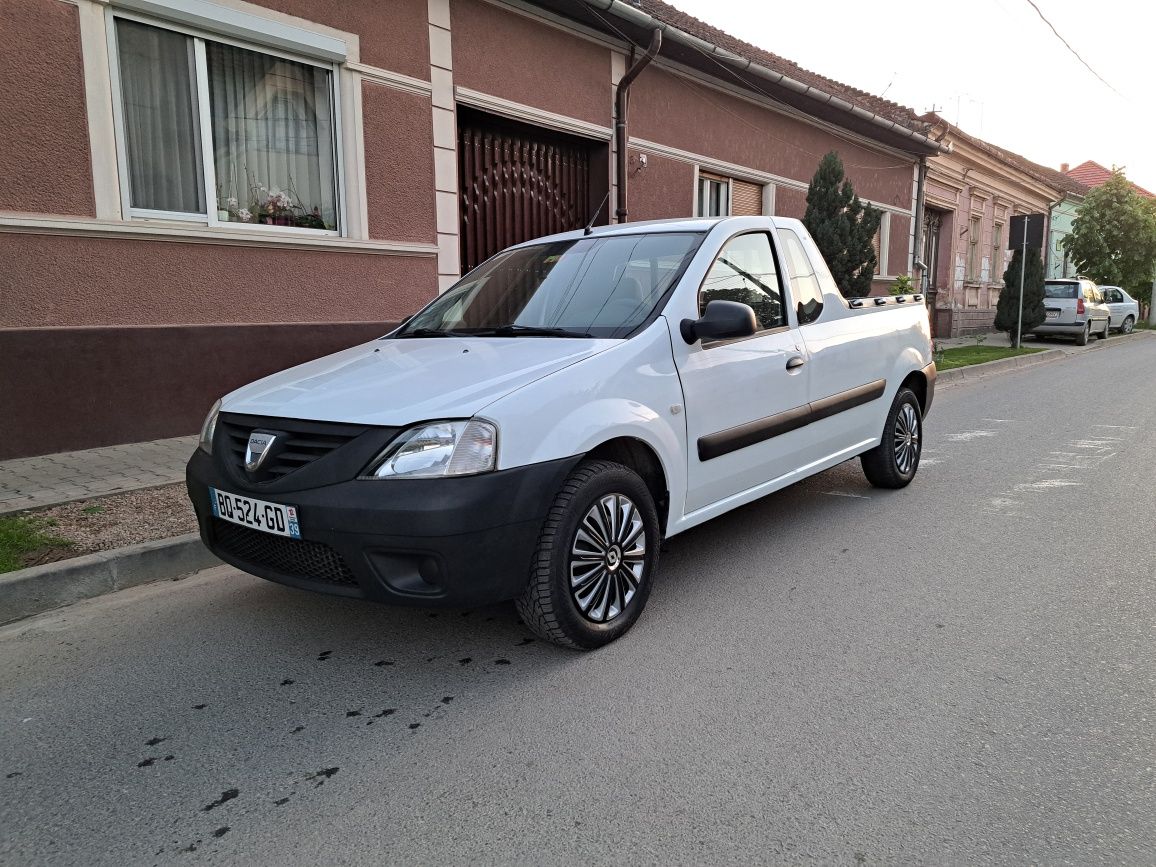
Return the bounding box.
[1046,194,1082,280]
[919,115,1080,337]
[0,0,942,460]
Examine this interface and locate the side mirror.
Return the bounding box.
[680,300,758,344]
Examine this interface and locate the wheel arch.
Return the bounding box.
[584,437,670,533]
[899,369,928,416]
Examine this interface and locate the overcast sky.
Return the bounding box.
[666,0,1156,193]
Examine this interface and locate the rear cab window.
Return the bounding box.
[775,227,825,324]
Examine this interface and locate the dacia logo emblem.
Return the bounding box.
[245,431,278,472]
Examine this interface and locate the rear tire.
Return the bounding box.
[860,387,922,489]
[1076,322,1090,346]
[516,460,660,650]
[1122,315,1135,335]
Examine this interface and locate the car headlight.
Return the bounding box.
[363,419,497,479]
[198,399,221,455]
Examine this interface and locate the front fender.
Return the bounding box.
[481,322,688,533]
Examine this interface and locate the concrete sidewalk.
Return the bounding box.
[0,436,196,515]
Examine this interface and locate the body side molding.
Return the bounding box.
[697,379,887,461]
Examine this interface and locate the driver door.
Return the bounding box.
[668,230,810,514]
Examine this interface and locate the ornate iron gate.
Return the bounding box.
[458,109,593,273]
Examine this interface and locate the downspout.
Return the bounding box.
[912,157,931,334]
[586,0,947,156]
[615,29,662,223]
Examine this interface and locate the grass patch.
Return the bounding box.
[0,515,72,573]
[935,345,1045,371]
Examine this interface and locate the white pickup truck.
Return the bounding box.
[187,216,935,649]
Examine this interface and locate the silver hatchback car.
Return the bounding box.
[1032,278,1112,345]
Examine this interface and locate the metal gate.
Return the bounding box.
[458,110,593,273]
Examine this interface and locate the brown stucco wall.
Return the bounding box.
[0,235,437,328]
[630,69,912,208]
[0,0,94,217]
[451,0,609,127]
[0,322,395,459]
[363,83,436,243]
[626,152,694,222]
[249,0,428,79]
[774,187,808,220]
[889,214,911,275]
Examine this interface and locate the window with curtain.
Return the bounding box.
[114,18,339,232]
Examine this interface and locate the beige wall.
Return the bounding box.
[926,138,1055,335]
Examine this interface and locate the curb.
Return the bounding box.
[0,534,219,626]
[937,347,1064,384]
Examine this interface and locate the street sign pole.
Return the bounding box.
[1014,220,1027,349]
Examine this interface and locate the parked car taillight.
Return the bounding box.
[1077,297,1086,315]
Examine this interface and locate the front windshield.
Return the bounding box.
[397,232,704,338]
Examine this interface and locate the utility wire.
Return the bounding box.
[1021,0,1122,95]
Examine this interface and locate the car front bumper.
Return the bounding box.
[186,449,580,607]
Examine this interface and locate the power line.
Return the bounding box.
[1021,0,1122,96]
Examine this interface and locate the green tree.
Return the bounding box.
[994,246,1046,345]
[1061,170,1156,306]
[803,152,882,298]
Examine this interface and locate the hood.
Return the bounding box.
[221,336,617,426]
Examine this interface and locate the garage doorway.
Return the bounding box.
[458,107,608,273]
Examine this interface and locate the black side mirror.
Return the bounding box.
[680,300,758,344]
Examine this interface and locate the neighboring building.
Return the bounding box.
[0,0,945,459]
[1046,192,1084,280]
[1063,161,1154,199]
[919,115,1083,336]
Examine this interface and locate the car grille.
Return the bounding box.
[219,417,362,481]
[212,519,359,588]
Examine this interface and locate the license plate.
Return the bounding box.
[210,488,300,538]
[1046,310,1059,319]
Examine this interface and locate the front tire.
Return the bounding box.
[516,460,660,650]
[1100,319,1111,339]
[860,387,922,489]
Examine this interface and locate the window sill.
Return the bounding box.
[0,213,437,257]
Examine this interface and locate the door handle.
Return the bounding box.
[786,356,806,371]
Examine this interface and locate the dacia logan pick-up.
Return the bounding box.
[187,216,936,649]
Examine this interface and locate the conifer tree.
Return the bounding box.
[994,246,1046,346]
[803,152,882,298]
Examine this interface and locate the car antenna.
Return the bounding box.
[583,190,611,236]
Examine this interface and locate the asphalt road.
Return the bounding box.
[2,335,1154,866]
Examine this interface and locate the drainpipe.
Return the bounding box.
[615,29,661,223]
[912,157,934,335]
[585,0,947,156]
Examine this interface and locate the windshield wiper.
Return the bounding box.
[396,327,455,338]
[466,325,594,338]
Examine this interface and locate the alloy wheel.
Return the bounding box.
[894,403,920,474]
[570,494,646,623]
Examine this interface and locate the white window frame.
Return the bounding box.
[106,8,347,237]
[697,173,731,218]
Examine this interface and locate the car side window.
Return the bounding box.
[699,232,786,332]
[776,228,825,324]
[1106,289,1121,303]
